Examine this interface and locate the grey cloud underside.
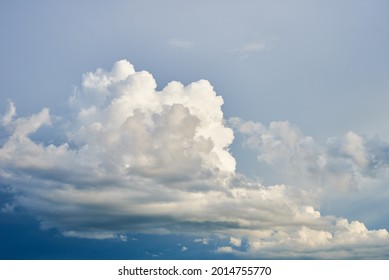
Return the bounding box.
[1,60,389,258]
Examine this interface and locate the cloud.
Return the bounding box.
[230,118,389,192]
[216,246,233,253]
[241,42,267,53]
[1,100,16,126]
[168,39,194,49]
[1,60,389,258]
[229,236,242,247]
[0,184,15,213]
[193,237,209,245]
[233,41,271,57]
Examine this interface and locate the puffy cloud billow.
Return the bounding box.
[1,60,389,258]
[231,118,389,192]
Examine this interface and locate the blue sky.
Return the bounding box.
[1,0,389,259]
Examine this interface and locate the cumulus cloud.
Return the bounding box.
[1,60,389,258]
[230,118,389,192]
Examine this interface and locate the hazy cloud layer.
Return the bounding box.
[1,60,389,258]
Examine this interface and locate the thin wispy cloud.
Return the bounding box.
[230,41,272,58]
[241,42,268,53]
[168,39,194,49]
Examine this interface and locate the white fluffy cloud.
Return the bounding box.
[231,118,389,192]
[1,60,389,259]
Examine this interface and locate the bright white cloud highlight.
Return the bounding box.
[1,60,389,259]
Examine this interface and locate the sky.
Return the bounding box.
[1,0,389,259]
